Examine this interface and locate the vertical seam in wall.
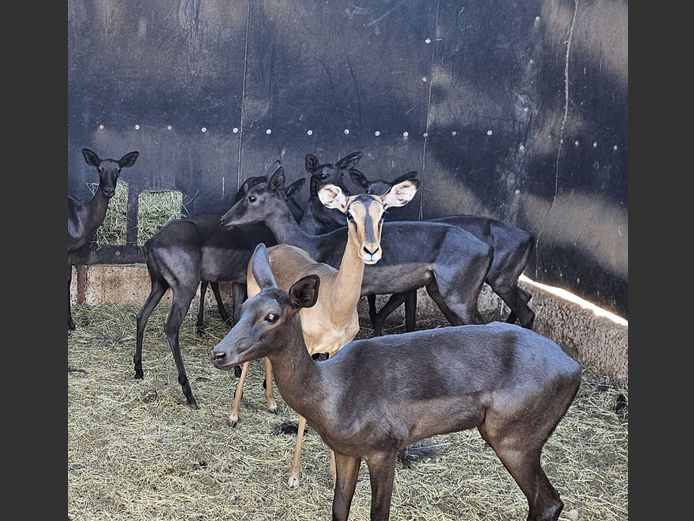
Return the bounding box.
[235,0,252,190]
[420,0,440,221]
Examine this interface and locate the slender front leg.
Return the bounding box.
[404,290,417,332]
[228,361,249,427]
[231,283,247,378]
[288,415,306,488]
[196,280,208,335]
[332,453,362,521]
[263,357,277,413]
[366,453,397,521]
[68,253,75,331]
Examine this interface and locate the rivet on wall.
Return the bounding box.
[134,124,140,130]
[374,131,381,136]
[233,127,239,133]
[423,132,428,138]
[307,129,313,135]
[344,129,350,135]
[167,125,173,131]
[519,144,525,151]
[515,189,521,195]
[524,107,529,112]
[425,37,431,44]
[535,16,541,22]
[613,145,618,150]
[201,127,207,133]
[403,131,409,137]
[451,131,457,136]
[593,142,598,148]
[560,138,564,144]
[574,140,580,147]
[529,59,535,65]
[265,128,272,134]
[487,129,493,136]
[422,77,428,82]
[98,124,105,130]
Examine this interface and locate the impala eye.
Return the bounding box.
[248,195,257,203]
[265,313,279,323]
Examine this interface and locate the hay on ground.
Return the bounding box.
[68,304,627,521]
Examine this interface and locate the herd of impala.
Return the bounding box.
[68,148,582,521]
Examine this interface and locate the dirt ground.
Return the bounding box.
[68,304,628,520]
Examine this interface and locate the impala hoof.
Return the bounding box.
[287,475,299,488]
[189,402,200,410]
[234,366,242,378]
[134,371,144,380]
[228,417,238,428]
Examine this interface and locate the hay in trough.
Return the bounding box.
[68,304,627,520]
[93,186,183,247]
[137,191,184,245]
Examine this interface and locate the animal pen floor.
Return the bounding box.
[68,304,628,521]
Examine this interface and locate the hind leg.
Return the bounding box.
[481,431,563,521]
[165,285,198,408]
[196,280,208,335]
[68,254,76,331]
[404,290,417,331]
[425,281,465,326]
[211,282,231,324]
[134,276,168,379]
[372,292,408,336]
[493,283,535,329]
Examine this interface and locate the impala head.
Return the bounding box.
[350,169,419,197]
[305,151,362,194]
[220,161,293,227]
[82,148,139,199]
[210,244,319,368]
[318,177,420,264]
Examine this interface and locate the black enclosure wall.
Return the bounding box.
[68,0,628,316]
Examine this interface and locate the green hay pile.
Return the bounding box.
[93,185,183,247]
[68,305,627,521]
[137,191,184,245]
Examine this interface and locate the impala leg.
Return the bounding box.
[68,254,76,331]
[365,452,397,521]
[196,280,208,335]
[288,415,307,488]
[211,282,231,324]
[228,361,249,427]
[134,276,167,379]
[404,290,417,332]
[231,283,246,377]
[263,357,277,413]
[332,453,361,521]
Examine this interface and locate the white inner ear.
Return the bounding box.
[382,180,418,208]
[318,184,348,212]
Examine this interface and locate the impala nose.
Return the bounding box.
[103,188,115,198]
[363,246,380,256]
[211,350,226,363]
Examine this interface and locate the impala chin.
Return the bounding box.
[361,252,381,264]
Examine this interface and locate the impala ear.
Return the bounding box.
[305,154,320,173]
[288,275,320,309]
[348,169,370,189]
[82,148,101,167]
[250,244,277,290]
[267,162,285,192]
[335,151,363,170]
[118,151,139,168]
[381,178,420,209]
[318,183,349,213]
[284,178,306,198]
[392,170,418,184]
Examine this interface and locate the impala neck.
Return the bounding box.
[332,228,366,318]
[268,320,328,423]
[85,188,111,234]
[265,207,319,258]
